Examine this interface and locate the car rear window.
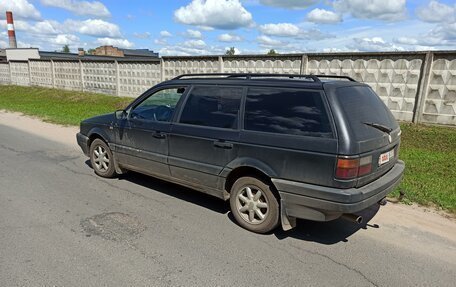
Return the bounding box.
[244,87,333,137]
[336,85,398,140]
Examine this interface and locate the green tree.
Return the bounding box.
[87,48,95,55]
[225,47,236,56]
[61,44,70,53]
[267,49,278,55]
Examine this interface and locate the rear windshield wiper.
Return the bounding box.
[363,122,392,134]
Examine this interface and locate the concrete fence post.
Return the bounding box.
[50,60,56,88]
[79,60,84,92]
[8,61,13,85]
[218,56,224,73]
[115,60,120,96]
[27,60,32,86]
[413,51,434,123]
[300,54,308,75]
[160,58,165,81]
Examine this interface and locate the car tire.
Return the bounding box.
[89,138,116,178]
[229,176,280,233]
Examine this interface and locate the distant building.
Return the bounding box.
[91,46,159,58]
[1,46,159,62]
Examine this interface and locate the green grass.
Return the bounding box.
[1,85,455,213]
[391,123,456,214]
[0,85,132,125]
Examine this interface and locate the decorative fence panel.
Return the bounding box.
[10,61,30,86]
[118,61,161,97]
[30,60,53,88]
[53,60,82,91]
[82,61,117,95]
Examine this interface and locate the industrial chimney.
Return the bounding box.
[6,11,17,48]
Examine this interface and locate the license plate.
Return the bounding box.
[378,149,394,166]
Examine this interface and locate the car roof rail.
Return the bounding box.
[312,74,356,82]
[171,73,357,82]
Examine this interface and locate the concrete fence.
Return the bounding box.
[0,51,455,125]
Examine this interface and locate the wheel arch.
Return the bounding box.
[87,127,110,147]
[223,158,279,197]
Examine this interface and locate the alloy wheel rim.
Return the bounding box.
[235,186,269,224]
[93,145,109,172]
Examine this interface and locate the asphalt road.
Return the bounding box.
[1,122,455,287]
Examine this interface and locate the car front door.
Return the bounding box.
[168,85,243,196]
[114,86,187,178]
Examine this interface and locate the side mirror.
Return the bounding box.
[114,109,127,120]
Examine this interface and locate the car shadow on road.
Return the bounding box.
[119,171,229,214]
[273,205,381,245]
[86,160,381,245]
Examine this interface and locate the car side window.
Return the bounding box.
[244,87,333,137]
[130,87,186,122]
[179,86,243,129]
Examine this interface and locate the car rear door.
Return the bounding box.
[168,85,243,195]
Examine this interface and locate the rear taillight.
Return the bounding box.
[336,156,372,179]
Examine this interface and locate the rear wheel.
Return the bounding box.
[229,176,279,233]
[89,138,116,178]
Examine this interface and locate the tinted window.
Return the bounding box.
[244,88,332,137]
[180,86,243,129]
[337,86,398,141]
[130,87,186,122]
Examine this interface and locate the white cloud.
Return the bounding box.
[416,1,456,23]
[218,33,242,42]
[333,0,406,21]
[307,8,342,24]
[40,0,110,17]
[133,32,151,39]
[65,19,122,38]
[154,38,168,45]
[349,37,404,51]
[259,23,300,37]
[183,39,207,49]
[53,34,80,45]
[257,35,283,47]
[184,29,203,39]
[259,0,317,9]
[32,20,62,35]
[297,28,334,40]
[160,31,173,37]
[0,0,41,20]
[0,40,8,48]
[174,0,253,29]
[394,37,418,45]
[95,37,134,48]
[393,22,456,47]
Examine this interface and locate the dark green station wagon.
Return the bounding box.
[77,73,404,233]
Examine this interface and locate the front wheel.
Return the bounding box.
[229,176,279,233]
[89,138,116,178]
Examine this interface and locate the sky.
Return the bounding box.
[0,0,455,55]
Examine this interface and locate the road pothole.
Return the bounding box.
[81,212,146,241]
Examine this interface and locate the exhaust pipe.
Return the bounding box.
[341,213,363,224]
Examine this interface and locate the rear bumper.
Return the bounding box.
[76,133,90,156]
[273,160,404,221]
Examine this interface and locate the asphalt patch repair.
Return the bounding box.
[81,212,146,241]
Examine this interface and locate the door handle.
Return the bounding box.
[153,132,166,139]
[213,140,233,149]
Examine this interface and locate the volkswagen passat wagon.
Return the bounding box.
[77,73,404,233]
